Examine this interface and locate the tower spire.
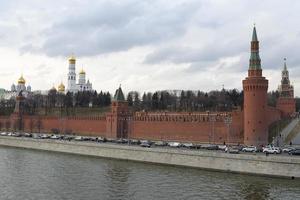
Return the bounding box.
[252,25,258,41]
[249,25,261,70]
[283,58,287,71]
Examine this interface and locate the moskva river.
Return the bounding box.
[0,147,299,200]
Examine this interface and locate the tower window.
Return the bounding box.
[253,129,255,132]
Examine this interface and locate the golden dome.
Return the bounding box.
[68,54,76,64]
[79,68,86,75]
[18,75,26,84]
[58,82,65,92]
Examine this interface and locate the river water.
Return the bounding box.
[0,147,299,200]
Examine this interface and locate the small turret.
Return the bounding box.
[113,85,125,101]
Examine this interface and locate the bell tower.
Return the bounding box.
[67,54,77,93]
[243,26,269,146]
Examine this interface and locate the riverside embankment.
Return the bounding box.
[0,136,299,179]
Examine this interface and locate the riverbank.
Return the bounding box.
[0,136,299,179]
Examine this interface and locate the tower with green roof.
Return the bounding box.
[242,25,269,146]
[106,85,131,139]
[276,58,296,117]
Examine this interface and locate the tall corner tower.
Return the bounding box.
[242,26,269,146]
[276,58,296,117]
[67,55,77,93]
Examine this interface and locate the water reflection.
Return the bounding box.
[106,162,131,200]
[241,182,270,200]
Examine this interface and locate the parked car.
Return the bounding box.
[12,133,22,137]
[0,132,7,136]
[129,139,140,145]
[182,143,194,148]
[263,145,281,153]
[7,132,13,136]
[140,140,151,148]
[74,136,84,141]
[154,141,167,147]
[206,144,219,150]
[218,145,227,151]
[116,138,128,144]
[282,147,296,153]
[242,146,257,152]
[288,149,300,155]
[192,144,201,149]
[168,142,182,148]
[97,137,107,143]
[88,137,97,142]
[63,135,74,141]
[225,146,240,154]
[50,135,60,139]
[32,133,41,139]
[41,134,50,139]
[23,133,32,137]
[263,147,281,154]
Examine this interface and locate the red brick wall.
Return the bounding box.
[130,111,244,144]
[266,106,282,125]
[276,97,296,118]
[0,105,281,145]
[3,115,107,137]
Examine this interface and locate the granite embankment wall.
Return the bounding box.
[0,137,299,178]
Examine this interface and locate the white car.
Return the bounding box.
[7,132,13,136]
[50,135,60,139]
[242,146,257,152]
[41,134,50,139]
[74,136,83,141]
[218,145,227,151]
[0,132,7,136]
[182,143,194,148]
[168,142,182,147]
[282,147,296,153]
[263,147,280,154]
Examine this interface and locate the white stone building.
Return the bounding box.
[67,55,93,93]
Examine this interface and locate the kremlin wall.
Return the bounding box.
[0,27,296,146]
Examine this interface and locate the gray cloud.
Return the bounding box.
[20,0,202,57]
[1,0,300,95]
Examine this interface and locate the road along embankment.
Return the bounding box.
[0,136,299,179]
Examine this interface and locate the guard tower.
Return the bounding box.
[243,26,269,146]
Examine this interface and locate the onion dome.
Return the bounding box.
[58,82,65,92]
[79,68,86,75]
[68,54,76,64]
[18,75,26,84]
[49,86,57,92]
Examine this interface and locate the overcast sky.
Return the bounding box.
[1,0,300,96]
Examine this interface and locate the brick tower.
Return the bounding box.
[276,58,296,117]
[11,91,25,131]
[243,26,269,146]
[106,86,131,139]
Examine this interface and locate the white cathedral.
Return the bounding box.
[2,75,33,99]
[67,55,93,93]
[0,55,93,100]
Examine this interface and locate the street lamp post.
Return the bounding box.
[224,115,232,145]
